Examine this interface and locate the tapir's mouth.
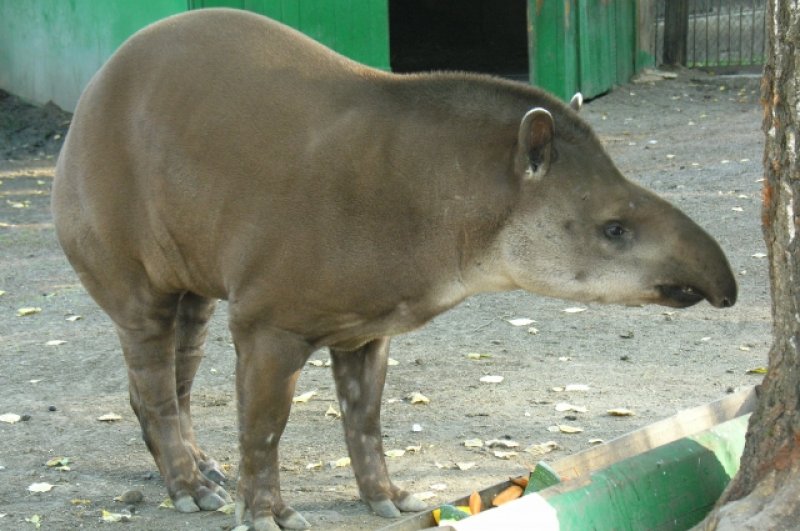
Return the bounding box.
[657,285,706,308]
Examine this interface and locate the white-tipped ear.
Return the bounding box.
[569,92,583,112]
[515,107,554,180]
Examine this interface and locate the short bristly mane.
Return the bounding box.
[380,71,594,143]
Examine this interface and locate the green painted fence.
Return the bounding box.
[0,0,647,111]
[0,0,388,111]
[188,0,389,70]
[530,0,646,101]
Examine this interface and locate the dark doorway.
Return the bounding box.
[389,0,529,80]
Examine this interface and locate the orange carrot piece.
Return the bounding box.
[469,490,482,515]
[491,484,523,507]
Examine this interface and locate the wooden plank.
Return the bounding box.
[528,0,579,100]
[552,386,755,480]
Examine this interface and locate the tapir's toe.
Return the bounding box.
[173,495,201,513]
[197,490,229,511]
[369,499,402,518]
[199,460,227,485]
[396,493,428,512]
[252,516,282,531]
[274,507,311,529]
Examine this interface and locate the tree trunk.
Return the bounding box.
[696,1,800,529]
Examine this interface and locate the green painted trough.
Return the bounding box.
[381,387,756,530]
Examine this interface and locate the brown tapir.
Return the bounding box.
[52,8,737,531]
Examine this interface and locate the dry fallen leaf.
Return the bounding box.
[405,444,422,453]
[479,375,504,384]
[45,340,66,346]
[292,390,317,403]
[65,315,82,322]
[548,424,584,434]
[45,457,70,468]
[466,352,492,360]
[747,367,768,374]
[325,405,341,419]
[492,450,517,459]
[25,515,42,528]
[562,307,587,314]
[555,402,588,413]
[306,462,322,470]
[430,483,448,491]
[17,307,42,317]
[751,252,767,258]
[589,438,605,445]
[307,359,326,367]
[607,408,635,417]
[70,499,91,506]
[524,441,558,455]
[159,498,174,509]
[101,509,133,522]
[97,412,122,422]
[385,449,406,458]
[507,317,535,326]
[329,457,351,468]
[216,503,236,515]
[564,384,590,392]
[463,438,483,448]
[456,462,476,471]
[407,391,430,405]
[27,482,54,493]
[0,413,21,424]
[387,358,399,366]
[411,423,423,432]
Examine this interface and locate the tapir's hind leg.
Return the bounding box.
[175,292,227,485]
[114,287,230,513]
[330,338,427,518]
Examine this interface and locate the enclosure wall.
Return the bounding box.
[0,0,187,111]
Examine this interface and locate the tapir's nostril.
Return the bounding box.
[721,297,733,308]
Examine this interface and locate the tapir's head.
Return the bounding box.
[497,94,737,309]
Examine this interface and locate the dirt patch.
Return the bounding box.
[0,71,770,530]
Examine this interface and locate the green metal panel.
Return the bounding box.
[615,1,636,85]
[528,0,639,101]
[549,415,747,530]
[577,0,614,98]
[189,0,390,70]
[0,0,187,111]
[528,0,579,101]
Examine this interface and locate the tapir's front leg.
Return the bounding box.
[232,323,313,531]
[330,338,427,518]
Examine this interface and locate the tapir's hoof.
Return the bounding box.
[369,499,402,518]
[252,516,282,531]
[396,493,428,512]
[197,490,229,511]
[173,495,201,513]
[275,508,311,530]
[199,459,227,485]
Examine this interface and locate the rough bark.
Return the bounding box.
[696,0,800,528]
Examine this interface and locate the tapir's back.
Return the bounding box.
[53,9,393,301]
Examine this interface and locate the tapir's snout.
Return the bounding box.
[654,219,738,309]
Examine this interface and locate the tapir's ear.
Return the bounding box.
[516,108,554,180]
[569,92,583,112]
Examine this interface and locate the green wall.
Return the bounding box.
[191,0,390,70]
[0,0,389,112]
[0,0,187,111]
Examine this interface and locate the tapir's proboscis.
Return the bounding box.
[52,9,737,531]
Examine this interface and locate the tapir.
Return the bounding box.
[52,8,737,531]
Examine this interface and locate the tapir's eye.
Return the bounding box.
[603,221,628,240]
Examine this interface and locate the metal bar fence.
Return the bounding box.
[653,0,766,69]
